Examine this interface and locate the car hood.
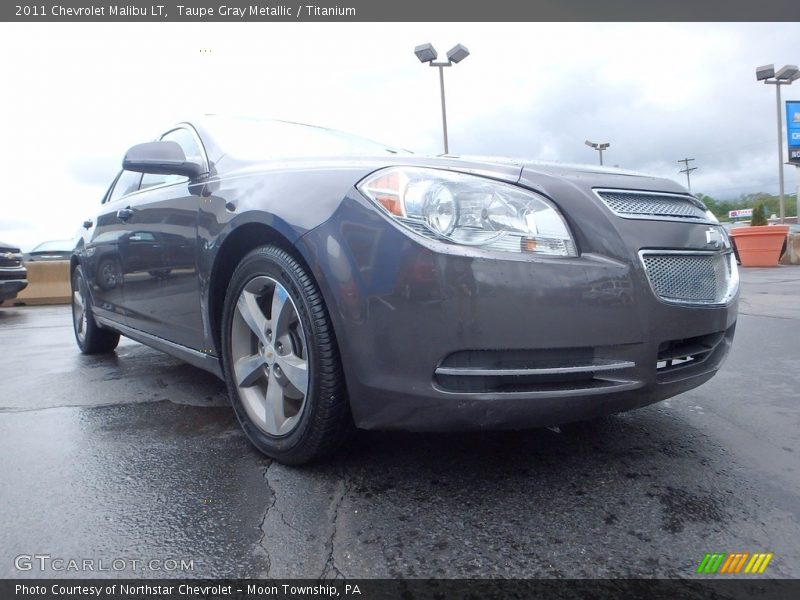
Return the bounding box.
[0,241,21,253]
[448,154,649,178]
[217,152,686,198]
[446,154,685,197]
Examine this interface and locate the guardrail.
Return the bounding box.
[12,260,71,305]
[780,233,800,265]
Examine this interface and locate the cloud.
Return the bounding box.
[0,22,797,249]
[0,219,34,231]
[66,155,121,187]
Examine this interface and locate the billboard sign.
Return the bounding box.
[788,101,800,165]
[729,208,753,219]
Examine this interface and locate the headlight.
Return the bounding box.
[357,167,577,257]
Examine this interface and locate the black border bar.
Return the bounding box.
[3,579,800,600]
[3,0,800,22]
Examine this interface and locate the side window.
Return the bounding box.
[164,127,205,164]
[129,231,156,242]
[107,170,142,203]
[140,128,205,190]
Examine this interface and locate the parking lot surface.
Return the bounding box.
[1,267,799,578]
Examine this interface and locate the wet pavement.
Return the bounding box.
[1,267,799,579]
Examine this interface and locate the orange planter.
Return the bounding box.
[729,225,789,267]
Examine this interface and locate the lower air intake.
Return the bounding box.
[434,348,636,394]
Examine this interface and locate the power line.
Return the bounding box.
[678,158,697,192]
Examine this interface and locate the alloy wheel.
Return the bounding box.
[72,273,88,344]
[230,276,309,436]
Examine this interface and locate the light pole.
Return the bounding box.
[756,63,799,223]
[585,140,610,166]
[414,42,470,155]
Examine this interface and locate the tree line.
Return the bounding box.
[696,192,799,221]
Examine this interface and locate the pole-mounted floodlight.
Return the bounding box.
[756,63,799,223]
[585,140,610,165]
[775,64,799,81]
[756,64,775,81]
[446,43,470,64]
[414,42,470,154]
[414,43,438,64]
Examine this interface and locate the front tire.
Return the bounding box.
[71,265,120,354]
[221,245,350,465]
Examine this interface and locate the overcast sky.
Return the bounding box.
[0,22,797,249]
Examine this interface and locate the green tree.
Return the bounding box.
[751,201,768,226]
[694,191,798,221]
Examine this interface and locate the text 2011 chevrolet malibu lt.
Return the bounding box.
[71,117,738,464]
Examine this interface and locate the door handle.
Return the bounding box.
[116,207,134,222]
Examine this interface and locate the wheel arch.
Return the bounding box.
[207,222,323,360]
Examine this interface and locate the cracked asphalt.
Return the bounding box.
[1,267,799,579]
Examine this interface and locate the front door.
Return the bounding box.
[83,169,142,323]
[114,126,208,350]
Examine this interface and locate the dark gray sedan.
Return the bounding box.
[72,116,739,464]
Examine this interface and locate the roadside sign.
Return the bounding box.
[729,208,753,219]
[788,101,800,165]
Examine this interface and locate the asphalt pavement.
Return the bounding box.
[1,267,799,579]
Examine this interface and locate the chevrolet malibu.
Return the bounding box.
[72,116,738,464]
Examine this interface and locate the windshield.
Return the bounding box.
[32,240,73,252]
[205,117,410,161]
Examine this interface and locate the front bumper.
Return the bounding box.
[300,190,738,431]
[0,278,28,302]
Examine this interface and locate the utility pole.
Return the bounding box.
[678,158,697,192]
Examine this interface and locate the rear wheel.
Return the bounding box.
[71,265,120,354]
[221,245,350,465]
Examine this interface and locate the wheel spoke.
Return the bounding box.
[276,353,308,396]
[72,275,87,342]
[263,371,287,434]
[234,353,266,387]
[271,285,293,338]
[236,292,269,346]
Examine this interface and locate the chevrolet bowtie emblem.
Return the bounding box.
[705,227,728,249]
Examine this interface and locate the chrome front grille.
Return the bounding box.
[640,251,738,306]
[595,189,710,222]
[0,251,23,269]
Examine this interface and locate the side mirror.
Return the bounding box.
[122,141,204,178]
